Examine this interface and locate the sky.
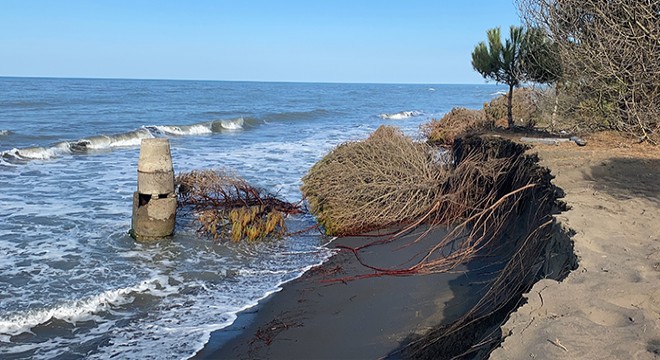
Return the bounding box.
[0,1,521,84]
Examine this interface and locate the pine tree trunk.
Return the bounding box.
[507,84,514,128]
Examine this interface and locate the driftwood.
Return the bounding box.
[520,136,586,146]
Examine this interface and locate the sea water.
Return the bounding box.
[0,77,505,359]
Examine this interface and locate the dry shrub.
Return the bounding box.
[176,169,299,242]
[305,132,555,277]
[518,0,660,142]
[421,108,493,145]
[301,125,446,236]
[422,88,548,146]
[484,87,543,128]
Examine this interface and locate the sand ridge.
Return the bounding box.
[490,139,660,360]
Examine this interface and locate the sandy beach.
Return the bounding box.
[194,226,498,359]
[193,133,659,360]
[491,135,660,359]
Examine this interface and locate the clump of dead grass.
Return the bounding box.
[421,88,545,146]
[421,108,493,146]
[301,125,446,236]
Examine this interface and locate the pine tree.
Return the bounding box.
[472,26,525,128]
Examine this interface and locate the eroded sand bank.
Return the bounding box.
[491,137,660,360]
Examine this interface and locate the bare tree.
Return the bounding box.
[518,0,660,141]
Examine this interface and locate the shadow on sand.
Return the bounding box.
[585,157,660,206]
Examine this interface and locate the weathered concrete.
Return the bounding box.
[131,138,176,241]
[131,192,177,239]
[137,138,174,195]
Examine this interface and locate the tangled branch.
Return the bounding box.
[176,169,301,242]
[518,0,660,141]
[301,126,447,236]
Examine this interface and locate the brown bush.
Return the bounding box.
[176,169,299,242]
[303,131,551,278]
[301,125,446,236]
[484,87,543,128]
[421,107,493,145]
[518,0,660,142]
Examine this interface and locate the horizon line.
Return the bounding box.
[0,75,498,87]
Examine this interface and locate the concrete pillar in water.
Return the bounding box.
[131,138,176,240]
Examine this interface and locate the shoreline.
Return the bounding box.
[193,134,659,359]
[194,226,485,359]
[194,136,576,359]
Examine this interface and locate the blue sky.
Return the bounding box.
[0,1,520,84]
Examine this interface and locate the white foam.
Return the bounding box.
[0,130,10,136]
[379,110,423,120]
[0,276,177,339]
[148,123,213,136]
[218,117,244,130]
[77,128,153,150]
[4,142,72,160]
[1,129,152,162]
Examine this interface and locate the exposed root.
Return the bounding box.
[302,130,570,358]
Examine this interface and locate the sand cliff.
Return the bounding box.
[491,136,660,359]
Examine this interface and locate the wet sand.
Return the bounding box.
[194,226,501,360]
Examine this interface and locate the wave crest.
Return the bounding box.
[4,142,72,160]
[70,128,154,151]
[379,110,423,120]
[1,117,251,164]
[0,276,177,341]
[146,123,213,136]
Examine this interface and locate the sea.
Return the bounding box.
[0,77,506,359]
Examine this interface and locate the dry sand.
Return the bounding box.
[491,134,660,360]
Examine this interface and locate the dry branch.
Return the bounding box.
[518,0,660,141]
[176,169,301,242]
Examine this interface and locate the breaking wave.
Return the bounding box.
[70,128,154,152]
[1,129,153,162]
[147,123,213,136]
[0,117,249,163]
[147,118,245,136]
[0,130,11,136]
[379,110,423,120]
[0,276,177,343]
[4,142,73,160]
